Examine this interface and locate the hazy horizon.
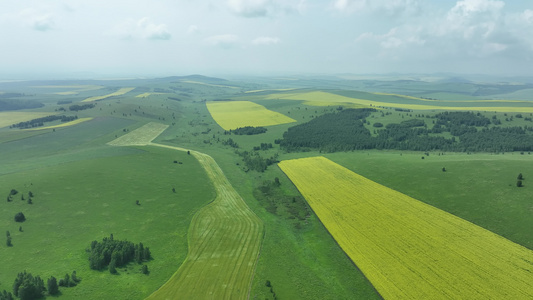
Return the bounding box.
[1,0,532,79]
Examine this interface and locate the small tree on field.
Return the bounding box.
[517,180,523,187]
[518,173,524,180]
[141,264,149,275]
[47,276,58,295]
[14,212,26,222]
[6,236,12,247]
[442,167,446,172]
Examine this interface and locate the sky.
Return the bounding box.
[0,0,532,78]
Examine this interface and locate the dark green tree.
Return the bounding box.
[10,189,18,196]
[517,180,523,187]
[6,236,12,247]
[109,259,117,274]
[14,212,26,222]
[518,173,524,180]
[47,276,58,295]
[1,289,14,300]
[141,264,148,275]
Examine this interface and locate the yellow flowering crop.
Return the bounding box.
[206,101,296,130]
[278,156,533,299]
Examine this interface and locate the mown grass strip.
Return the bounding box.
[146,144,263,300]
[278,156,533,299]
[206,101,296,130]
[107,124,263,299]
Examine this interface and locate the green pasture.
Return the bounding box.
[0,146,214,299]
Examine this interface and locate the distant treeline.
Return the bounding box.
[0,99,44,111]
[278,109,533,153]
[69,103,94,111]
[11,115,78,129]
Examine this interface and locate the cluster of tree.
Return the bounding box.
[69,103,94,111]
[222,138,239,148]
[10,115,78,129]
[88,234,151,273]
[0,99,44,112]
[8,190,34,204]
[235,151,278,172]
[167,97,182,101]
[253,178,309,229]
[0,290,13,300]
[12,271,45,300]
[227,126,267,135]
[253,143,273,151]
[279,109,533,153]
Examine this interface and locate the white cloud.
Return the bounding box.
[332,0,420,16]
[110,17,171,41]
[252,36,280,45]
[226,0,304,17]
[32,14,54,31]
[18,8,55,32]
[187,25,199,35]
[205,34,239,48]
[138,17,171,40]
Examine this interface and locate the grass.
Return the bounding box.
[279,156,533,299]
[146,144,263,300]
[82,87,135,102]
[206,101,296,130]
[135,93,165,98]
[0,146,214,299]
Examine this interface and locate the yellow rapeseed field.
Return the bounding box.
[206,101,296,130]
[267,91,533,112]
[278,156,533,299]
[82,87,135,102]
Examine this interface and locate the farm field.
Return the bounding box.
[278,156,533,299]
[206,100,296,130]
[147,144,263,300]
[265,90,533,112]
[1,74,533,300]
[82,87,135,102]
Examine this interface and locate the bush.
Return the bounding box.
[14,212,25,222]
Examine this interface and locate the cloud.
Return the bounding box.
[332,0,420,16]
[252,36,280,45]
[110,17,171,41]
[18,8,55,32]
[205,34,239,48]
[226,0,304,17]
[32,14,54,31]
[138,17,171,40]
[187,25,199,35]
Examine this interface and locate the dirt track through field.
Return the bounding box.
[108,123,263,299]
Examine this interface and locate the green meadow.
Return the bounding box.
[1,75,533,299]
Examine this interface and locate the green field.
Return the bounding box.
[1,75,533,299]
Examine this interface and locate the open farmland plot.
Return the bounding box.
[206,101,296,130]
[278,156,533,299]
[267,90,533,112]
[107,122,169,146]
[82,87,135,102]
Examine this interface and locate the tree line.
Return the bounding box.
[10,115,78,129]
[279,109,533,153]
